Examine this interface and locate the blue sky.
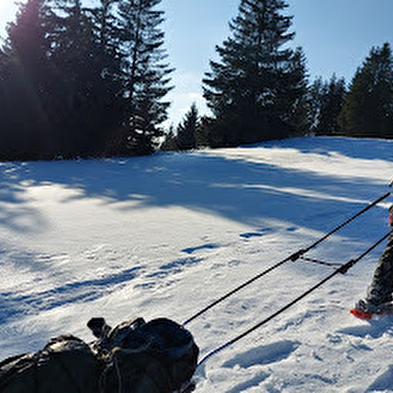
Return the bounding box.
[1,0,393,126]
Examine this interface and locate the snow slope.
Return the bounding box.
[1,136,393,392]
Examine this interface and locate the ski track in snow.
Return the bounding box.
[1,137,393,391]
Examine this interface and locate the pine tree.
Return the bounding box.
[48,0,114,156]
[0,44,15,159]
[0,0,132,159]
[309,75,346,136]
[176,103,199,150]
[88,0,126,156]
[160,125,178,151]
[317,75,346,136]
[338,43,393,138]
[113,0,173,156]
[308,77,327,134]
[202,0,308,147]
[0,0,56,159]
[283,47,310,136]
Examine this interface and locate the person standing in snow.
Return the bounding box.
[355,206,393,313]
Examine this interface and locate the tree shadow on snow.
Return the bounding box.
[0,137,390,256]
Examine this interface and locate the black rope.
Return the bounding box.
[183,191,391,326]
[299,256,343,267]
[198,232,390,366]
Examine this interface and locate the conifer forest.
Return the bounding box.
[0,0,392,160]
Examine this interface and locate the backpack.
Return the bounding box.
[0,317,199,393]
[0,335,99,393]
[93,317,199,392]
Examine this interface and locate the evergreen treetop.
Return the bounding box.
[176,103,199,150]
[0,0,173,159]
[338,42,393,138]
[203,0,308,147]
[309,74,346,136]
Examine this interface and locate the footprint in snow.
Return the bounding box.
[143,257,202,281]
[181,243,218,254]
[239,232,264,239]
[239,228,272,239]
[222,340,300,369]
[136,256,204,291]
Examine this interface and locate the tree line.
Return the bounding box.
[0,0,392,160]
[0,0,172,160]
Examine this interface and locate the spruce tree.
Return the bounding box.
[309,75,346,136]
[203,0,308,147]
[283,47,310,136]
[48,0,116,156]
[160,125,178,151]
[1,0,55,159]
[114,0,173,155]
[318,75,346,136]
[0,0,174,159]
[338,43,393,138]
[0,0,135,159]
[176,103,199,150]
[308,77,326,133]
[88,0,126,156]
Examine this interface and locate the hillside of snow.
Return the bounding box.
[1,136,393,392]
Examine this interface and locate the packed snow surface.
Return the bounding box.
[1,136,393,392]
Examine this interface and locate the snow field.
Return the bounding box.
[1,136,393,392]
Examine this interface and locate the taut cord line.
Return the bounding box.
[183,191,391,326]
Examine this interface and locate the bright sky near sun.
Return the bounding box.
[1,0,393,126]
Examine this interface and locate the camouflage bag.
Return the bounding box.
[0,317,199,393]
[0,335,99,393]
[91,317,199,393]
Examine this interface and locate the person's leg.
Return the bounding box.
[366,231,393,305]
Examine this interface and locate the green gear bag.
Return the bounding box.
[0,335,99,393]
[0,317,199,393]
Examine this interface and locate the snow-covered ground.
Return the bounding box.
[1,136,393,392]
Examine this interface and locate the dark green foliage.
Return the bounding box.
[109,0,173,156]
[0,0,172,160]
[176,103,199,150]
[309,75,346,136]
[160,125,177,151]
[160,103,200,151]
[338,43,393,138]
[308,77,325,133]
[202,0,308,147]
[0,0,55,159]
[48,0,123,157]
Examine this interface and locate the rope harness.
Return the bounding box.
[198,232,389,366]
[182,191,392,366]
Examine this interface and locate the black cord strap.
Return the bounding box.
[198,232,390,366]
[183,192,391,326]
